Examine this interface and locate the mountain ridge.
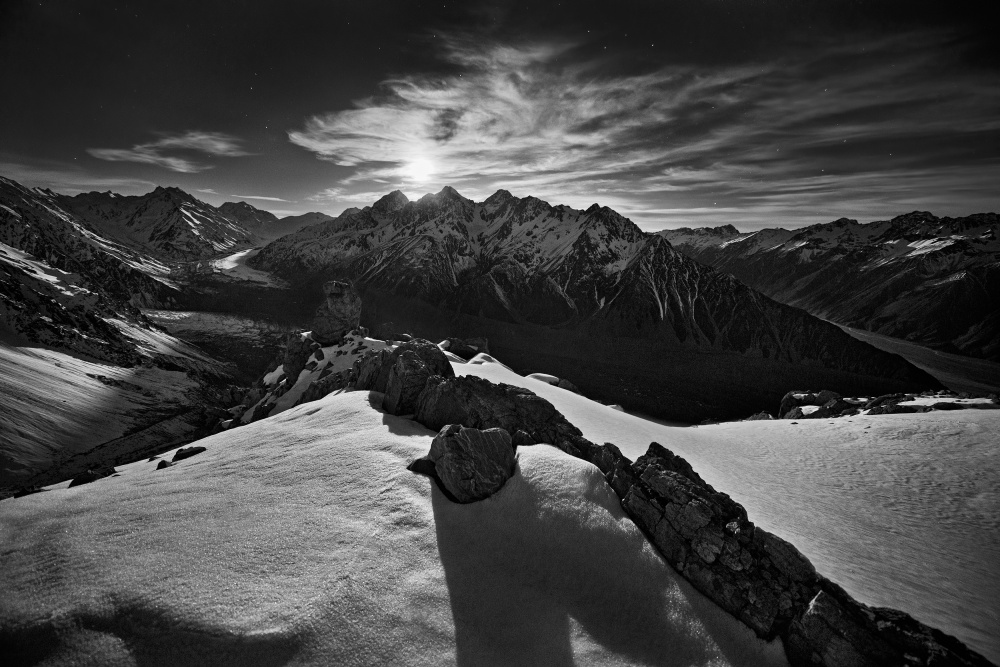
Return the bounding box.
[659,212,1000,361]
[249,186,940,421]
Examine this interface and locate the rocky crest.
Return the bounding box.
[659,213,1000,361]
[310,281,362,345]
[351,339,990,667]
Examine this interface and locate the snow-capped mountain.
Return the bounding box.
[659,212,1000,361]
[249,186,939,421]
[56,186,258,261]
[0,176,241,495]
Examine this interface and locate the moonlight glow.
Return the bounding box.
[403,158,434,182]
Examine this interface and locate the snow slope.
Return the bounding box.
[456,362,1000,664]
[0,342,201,490]
[0,389,785,666]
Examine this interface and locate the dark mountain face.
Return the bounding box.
[56,187,258,261]
[250,187,939,421]
[0,177,187,362]
[660,212,1000,362]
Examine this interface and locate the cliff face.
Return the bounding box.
[250,187,939,421]
[660,213,1000,361]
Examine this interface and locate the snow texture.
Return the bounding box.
[0,390,785,666]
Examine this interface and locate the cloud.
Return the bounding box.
[289,30,1000,229]
[88,131,250,173]
[231,194,292,202]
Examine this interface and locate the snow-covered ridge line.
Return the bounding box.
[340,339,992,667]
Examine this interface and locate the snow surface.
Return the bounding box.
[207,247,285,286]
[456,361,1000,663]
[0,342,198,488]
[0,390,785,666]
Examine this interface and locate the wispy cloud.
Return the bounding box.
[231,194,292,202]
[88,131,250,173]
[291,31,1000,229]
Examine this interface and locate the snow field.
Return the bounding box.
[456,361,1000,663]
[1,389,786,666]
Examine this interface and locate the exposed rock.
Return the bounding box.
[414,374,582,449]
[373,339,453,393]
[556,378,581,393]
[383,350,433,415]
[785,581,992,667]
[353,347,394,390]
[779,390,843,418]
[931,401,967,411]
[746,411,775,420]
[172,446,207,462]
[511,429,535,449]
[411,424,515,503]
[156,460,173,470]
[442,338,489,361]
[282,332,320,381]
[863,393,907,410]
[67,466,116,488]
[311,281,362,345]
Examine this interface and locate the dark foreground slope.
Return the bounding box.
[660,213,1000,361]
[250,187,939,421]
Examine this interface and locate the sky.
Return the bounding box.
[1,0,997,230]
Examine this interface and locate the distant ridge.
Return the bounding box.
[659,212,1000,361]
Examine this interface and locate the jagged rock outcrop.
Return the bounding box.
[310,281,362,345]
[409,424,515,503]
[375,352,989,666]
[383,350,434,415]
[282,332,322,381]
[415,375,583,448]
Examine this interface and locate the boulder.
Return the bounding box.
[410,424,515,503]
[372,339,454,393]
[556,378,580,394]
[353,347,393,390]
[414,374,582,450]
[172,446,207,462]
[863,393,907,410]
[68,466,116,488]
[311,281,362,345]
[440,337,481,361]
[383,350,432,415]
[156,460,173,470]
[746,411,775,420]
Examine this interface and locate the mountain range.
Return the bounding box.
[249,186,939,420]
[659,213,1000,361]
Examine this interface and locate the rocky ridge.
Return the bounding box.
[352,338,992,667]
[659,212,1000,361]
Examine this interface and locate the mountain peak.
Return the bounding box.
[436,185,465,200]
[372,190,409,218]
